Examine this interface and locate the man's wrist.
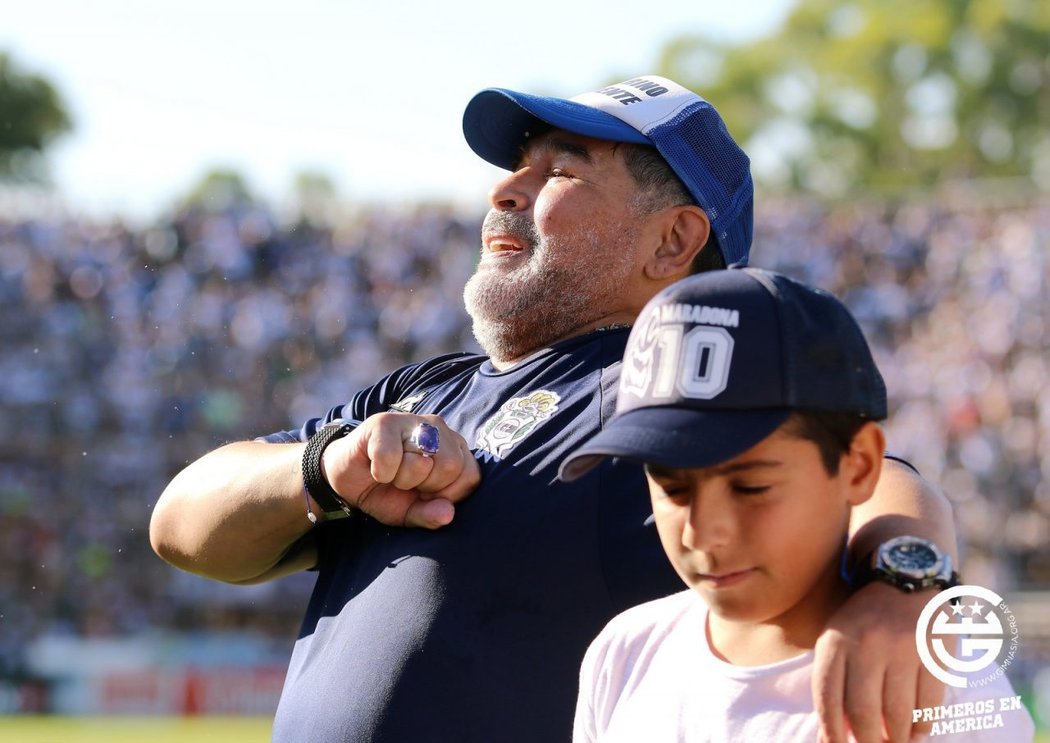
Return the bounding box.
[301,419,360,523]
[849,535,960,593]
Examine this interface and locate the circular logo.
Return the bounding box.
[915,585,1019,688]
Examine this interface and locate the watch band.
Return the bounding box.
[865,563,962,593]
[302,419,359,523]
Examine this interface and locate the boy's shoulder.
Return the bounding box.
[580,590,712,728]
[592,589,704,656]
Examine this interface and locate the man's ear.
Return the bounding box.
[644,206,711,281]
[842,422,886,507]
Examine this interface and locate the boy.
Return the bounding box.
[560,267,1034,741]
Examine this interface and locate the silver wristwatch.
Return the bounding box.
[854,536,960,593]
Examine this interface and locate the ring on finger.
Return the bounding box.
[409,422,440,457]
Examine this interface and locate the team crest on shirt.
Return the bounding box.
[390,392,427,413]
[476,390,561,459]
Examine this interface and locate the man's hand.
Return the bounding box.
[320,412,481,528]
[813,582,946,743]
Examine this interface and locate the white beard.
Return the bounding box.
[464,216,639,364]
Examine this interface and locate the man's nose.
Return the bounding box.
[488,167,534,212]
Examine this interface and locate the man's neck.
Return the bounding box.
[486,319,634,371]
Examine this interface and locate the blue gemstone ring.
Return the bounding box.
[409,422,440,457]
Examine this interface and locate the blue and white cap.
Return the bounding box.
[559,267,887,481]
[463,75,754,267]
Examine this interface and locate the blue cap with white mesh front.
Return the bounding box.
[559,267,887,481]
[462,75,754,266]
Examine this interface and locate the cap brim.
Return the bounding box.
[559,406,793,481]
[463,88,651,171]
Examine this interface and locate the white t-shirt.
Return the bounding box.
[574,590,1035,743]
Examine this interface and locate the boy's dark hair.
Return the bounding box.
[621,144,726,275]
[781,411,871,476]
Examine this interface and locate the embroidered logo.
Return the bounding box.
[620,308,735,403]
[390,392,427,413]
[476,390,561,459]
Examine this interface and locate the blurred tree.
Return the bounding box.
[0,52,72,181]
[293,169,336,201]
[292,168,339,224]
[657,0,1050,196]
[183,168,256,212]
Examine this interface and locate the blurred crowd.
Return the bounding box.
[1,186,1048,681]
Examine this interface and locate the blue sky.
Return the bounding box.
[1,0,796,220]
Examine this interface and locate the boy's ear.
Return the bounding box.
[842,422,885,507]
[644,205,711,281]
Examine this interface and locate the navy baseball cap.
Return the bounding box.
[559,267,887,481]
[463,75,754,266]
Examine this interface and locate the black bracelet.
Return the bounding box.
[302,420,359,523]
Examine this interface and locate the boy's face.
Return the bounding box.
[646,426,871,629]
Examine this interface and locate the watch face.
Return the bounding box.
[886,541,938,575]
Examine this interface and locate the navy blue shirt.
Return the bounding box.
[266,329,682,742]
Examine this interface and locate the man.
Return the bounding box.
[150,75,956,743]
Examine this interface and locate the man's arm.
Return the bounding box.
[813,458,957,743]
[149,413,481,585]
[847,456,958,568]
[150,440,318,584]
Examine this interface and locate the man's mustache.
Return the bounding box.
[481,210,539,251]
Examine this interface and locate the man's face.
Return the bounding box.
[645,428,855,644]
[464,130,657,363]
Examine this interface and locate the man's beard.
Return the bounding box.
[463,211,638,364]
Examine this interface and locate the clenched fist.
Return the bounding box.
[319,412,481,528]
